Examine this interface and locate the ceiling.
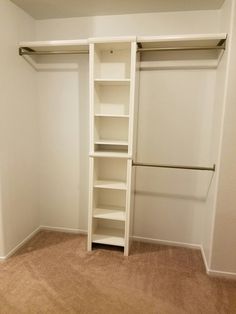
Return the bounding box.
[10,0,225,20]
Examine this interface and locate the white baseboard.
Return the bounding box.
[200,245,210,273]
[0,226,41,260]
[40,225,87,234]
[1,227,236,279]
[0,225,87,260]
[200,245,236,280]
[207,269,236,279]
[132,235,201,250]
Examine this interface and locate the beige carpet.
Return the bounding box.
[0,231,235,314]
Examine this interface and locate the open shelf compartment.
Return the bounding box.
[94,83,130,116]
[94,42,132,79]
[94,116,129,153]
[93,157,127,190]
[92,219,125,247]
[93,188,126,221]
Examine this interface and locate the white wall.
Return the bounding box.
[35,10,221,246]
[37,55,89,231]
[35,11,220,40]
[135,68,216,244]
[210,0,236,273]
[201,0,233,268]
[0,0,38,257]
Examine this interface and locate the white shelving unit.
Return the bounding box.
[88,37,137,255]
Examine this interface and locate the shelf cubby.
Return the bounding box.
[94,83,130,116]
[94,116,129,153]
[92,219,125,247]
[94,42,131,79]
[93,157,127,181]
[93,206,125,221]
[93,188,126,210]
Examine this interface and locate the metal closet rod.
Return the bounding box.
[19,48,89,56]
[132,161,216,172]
[136,45,225,52]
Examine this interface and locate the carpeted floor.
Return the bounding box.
[0,231,235,314]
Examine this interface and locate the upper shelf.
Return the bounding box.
[18,33,227,56]
[19,39,89,55]
[137,33,227,50]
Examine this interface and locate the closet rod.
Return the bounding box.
[137,46,225,52]
[132,162,216,172]
[19,48,89,56]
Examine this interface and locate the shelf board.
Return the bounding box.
[95,139,128,146]
[94,114,129,118]
[93,206,126,221]
[19,39,89,53]
[91,151,130,158]
[94,180,127,190]
[89,36,136,44]
[94,79,130,86]
[92,227,124,247]
[137,33,227,49]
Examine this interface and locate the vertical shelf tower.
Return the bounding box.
[88,37,137,256]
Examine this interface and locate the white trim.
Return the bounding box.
[0,226,41,260]
[40,225,87,234]
[1,227,235,280]
[132,235,201,250]
[200,246,236,280]
[207,269,236,279]
[200,245,210,272]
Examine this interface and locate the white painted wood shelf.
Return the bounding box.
[93,206,126,221]
[19,39,89,52]
[92,227,125,247]
[94,139,128,146]
[91,152,130,158]
[94,79,131,86]
[94,114,129,118]
[94,180,127,190]
[137,33,227,49]
[88,37,137,256]
[19,33,227,55]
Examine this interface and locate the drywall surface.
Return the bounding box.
[201,0,232,266]
[211,0,236,273]
[35,10,220,40]
[134,68,216,244]
[0,0,38,256]
[37,56,89,230]
[35,10,221,245]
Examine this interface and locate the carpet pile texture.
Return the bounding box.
[0,231,235,313]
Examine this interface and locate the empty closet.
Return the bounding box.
[19,32,226,257]
[1,0,236,277]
